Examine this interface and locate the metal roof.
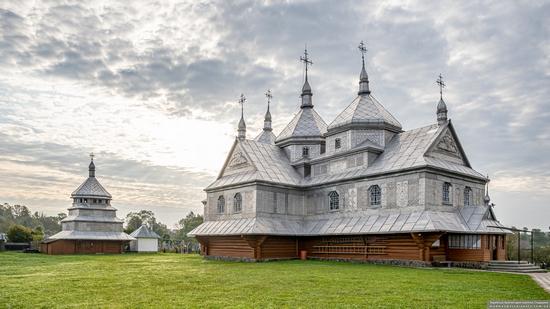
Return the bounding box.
[130,225,161,239]
[328,94,402,131]
[276,107,327,142]
[208,122,484,191]
[189,206,507,237]
[207,139,303,189]
[44,231,134,242]
[71,177,112,198]
[254,130,277,144]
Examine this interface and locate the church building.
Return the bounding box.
[41,156,134,254]
[189,43,508,264]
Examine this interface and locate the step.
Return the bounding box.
[489,260,530,265]
[487,268,546,273]
[488,264,539,268]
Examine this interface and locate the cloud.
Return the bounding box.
[0,0,549,228]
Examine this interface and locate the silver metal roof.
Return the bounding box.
[207,139,303,189]
[130,225,161,239]
[61,216,124,224]
[44,231,134,242]
[328,94,402,131]
[276,107,327,142]
[254,130,277,144]
[71,177,112,198]
[189,206,507,237]
[208,122,484,191]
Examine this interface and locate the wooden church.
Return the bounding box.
[189,43,508,264]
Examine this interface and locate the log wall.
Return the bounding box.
[41,240,124,255]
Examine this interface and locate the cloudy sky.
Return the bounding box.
[0,0,549,229]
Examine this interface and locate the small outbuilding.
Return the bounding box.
[129,225,160,252]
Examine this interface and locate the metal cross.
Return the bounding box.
[89,152,94,161]
[265,89,272,107]
[300,46,313,77]
[436,73,446,99]
[358,41,367,65]
[239,93,246,115]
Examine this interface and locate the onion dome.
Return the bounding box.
[328,42,401,133]
[237,94,247,140]
[255,90,277,144]
[437,98,448,125]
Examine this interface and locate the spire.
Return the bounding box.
[237,94,246,140]
[484,175,491,206]
[358,41,370,95]
[88,152,95,177]
[436,73,448,125]
[263,89,273,131]
[300,46,313,108]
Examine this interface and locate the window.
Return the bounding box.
[302,146,309,157]
[320,142,326,154]
[328,191,339,210]
[304,164,311,178]
[448,234,481,249]
[335,138,341,149]
[217,196,225,214]
[83,198,87,203]
[369,185,381,207]
[234,193,242,213]
[464,186,472,206]
[442,182,452,204]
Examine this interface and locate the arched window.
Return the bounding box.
[217,196,225,214]
[443,182,452,204]
[234,193,242,213]
[369,185,381,207]
[302,146,309,157]
[464,186,472,206]
[328,191,339,210]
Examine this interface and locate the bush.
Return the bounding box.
[7,224,33,243]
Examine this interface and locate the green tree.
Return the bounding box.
[175,212,203,251]
[7,224,33,243]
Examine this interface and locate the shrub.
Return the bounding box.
[7,224,33,243]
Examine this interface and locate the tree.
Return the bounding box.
[175,212,203,251]
[7,224,33,243]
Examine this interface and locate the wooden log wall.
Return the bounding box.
[203,236,254,259]
[41,240,124,255]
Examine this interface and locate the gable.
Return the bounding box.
[424,122,470,167]
[217,140,257,178]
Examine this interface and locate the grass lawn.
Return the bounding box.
[0,252,548,308]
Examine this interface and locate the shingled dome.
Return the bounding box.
[328,94,402,132]
[275,107,327,142]
[71,177,112,198]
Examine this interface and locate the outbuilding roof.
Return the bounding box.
[130,225,161,239]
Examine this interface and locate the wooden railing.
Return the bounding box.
[312,245,386,255]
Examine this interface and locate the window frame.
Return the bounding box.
[302,146,309,157]
[335,138,341,149]
[368,185,381,207]
[217,195,225,214]
[234,193,242,213]
[464,186,472,206]
[328,191,340,211]
[448,234,481,249]
[442,182,452,205]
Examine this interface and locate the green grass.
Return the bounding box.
[0,252,548,308]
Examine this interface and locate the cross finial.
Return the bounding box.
[358,41,367,67]
[300,46,313,80]
[239,93,246,116]
[89,152,94,161]
[436,73,446,100]
[265,89,272,108]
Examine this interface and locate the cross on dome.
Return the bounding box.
[436,73,446,100]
